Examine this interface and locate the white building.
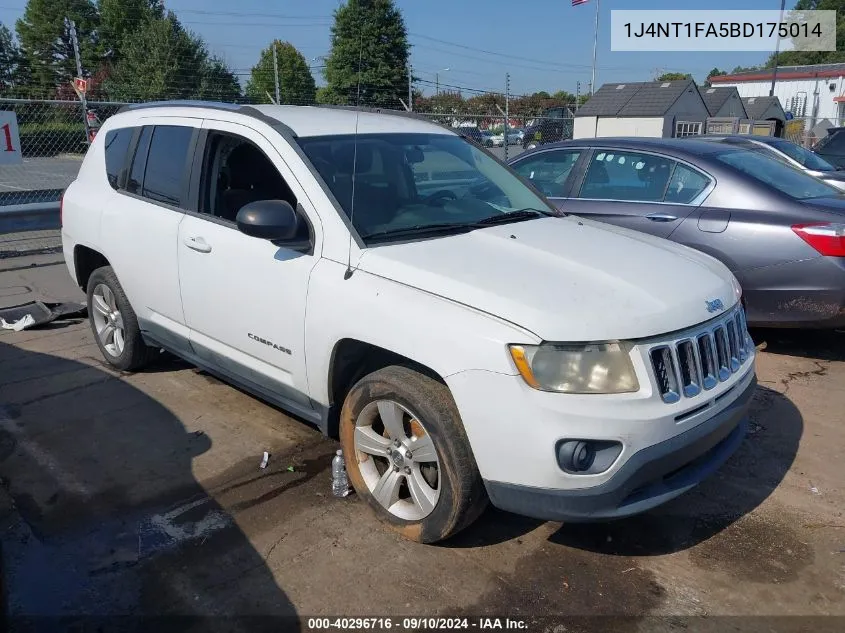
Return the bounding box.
[710,63,845,128]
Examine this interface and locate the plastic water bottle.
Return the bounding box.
[332,449,350,497]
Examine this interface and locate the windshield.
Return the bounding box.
[297,133,555,242]
[766,139,836,172]
[713,148,840,200]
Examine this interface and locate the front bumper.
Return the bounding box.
[484,376,755,522]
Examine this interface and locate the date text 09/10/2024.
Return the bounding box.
[306,618,528,630]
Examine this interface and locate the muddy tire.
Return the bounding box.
[87,266,158,371]
[339,365,488,543]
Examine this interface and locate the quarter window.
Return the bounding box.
[512,150,582,197]
[104,128,133,190]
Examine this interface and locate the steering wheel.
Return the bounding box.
[422,189,458,205]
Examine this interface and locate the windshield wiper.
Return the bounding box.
[361,222,476,241]
[472,208,556,226]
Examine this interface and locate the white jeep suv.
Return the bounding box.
[61,101,756,543]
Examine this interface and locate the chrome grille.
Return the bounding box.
[649,306,752,404]
[676,339,701,398]
[650,347,680,404]
[696,334,718,390]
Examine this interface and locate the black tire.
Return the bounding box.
[86,266,158,371]
[339,365,488,543]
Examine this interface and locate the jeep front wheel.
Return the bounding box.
[339,366,488,543]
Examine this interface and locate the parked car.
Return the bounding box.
[696,134,845,191]
[814,127,845,168]
[522,107,574,149]
[455,126,485,146]
[61,102,755,543]
[509,137,845,328]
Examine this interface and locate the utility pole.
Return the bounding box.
[769,0,787,97]
[66,18,90,143]
[504,73,510,162]
[576,81,581,113]
[273,41,281,104]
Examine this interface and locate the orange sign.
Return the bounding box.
[73,77,88,94]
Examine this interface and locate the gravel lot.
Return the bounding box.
[0,254,843,630]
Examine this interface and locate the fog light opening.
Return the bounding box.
[559,440,596,473]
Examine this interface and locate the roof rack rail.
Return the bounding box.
[115,100,281,127]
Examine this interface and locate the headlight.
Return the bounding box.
[509,342,639,394]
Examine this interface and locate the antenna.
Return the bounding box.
[343,26,365,281]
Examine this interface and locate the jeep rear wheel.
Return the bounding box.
[339,366,488,543]
[87,266,158,371]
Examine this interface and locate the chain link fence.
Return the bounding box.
[0,98,127,206]
[0,98,577,208]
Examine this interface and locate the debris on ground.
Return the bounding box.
[0,301,87,331]
[287,465,295,472]
[260,451,270,469]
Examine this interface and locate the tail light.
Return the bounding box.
[791,222,845,257]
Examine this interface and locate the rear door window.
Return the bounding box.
[664,164,711,204]
[104,128,133,190]
[126,126,152,196]
[579,150,674,202]
[141,126,194,207]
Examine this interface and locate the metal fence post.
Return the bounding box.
[504,73,510,162]
[67,18,91,144]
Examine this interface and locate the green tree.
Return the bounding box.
[705,67,728,86]
[731,64,761,74]
[655,72,692,81]
[199,56,242,102]
[0,23,24,94]
[322,0,409,108]
[97,0,163,63]
[767,0,845,67]
[245,40,316,105]
[16,0,99,96]
[104,12,240,101]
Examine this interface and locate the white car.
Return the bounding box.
[61,101,756,543]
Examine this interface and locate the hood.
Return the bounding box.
[358,217,739,341]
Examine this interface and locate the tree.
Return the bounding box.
[0,23,24,94]
[705,67,728,86]
[97,0,164,63]
[766,0,845,67]
[731,64,761,74]
[104,12,240,101]
[16,0,100,96]
[322,0,409,108]
[655,72,692,81]
[245,40,316,105]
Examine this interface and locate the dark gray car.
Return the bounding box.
[508,137,845,328]
[695,134,845,192]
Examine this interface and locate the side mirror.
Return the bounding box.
[236,200,300,242]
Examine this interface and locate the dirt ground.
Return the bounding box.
[0,253,843,632]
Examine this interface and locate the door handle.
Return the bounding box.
[184,236,212,253]
[645,213,678,222]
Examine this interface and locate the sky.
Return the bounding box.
[0,0,797,97]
